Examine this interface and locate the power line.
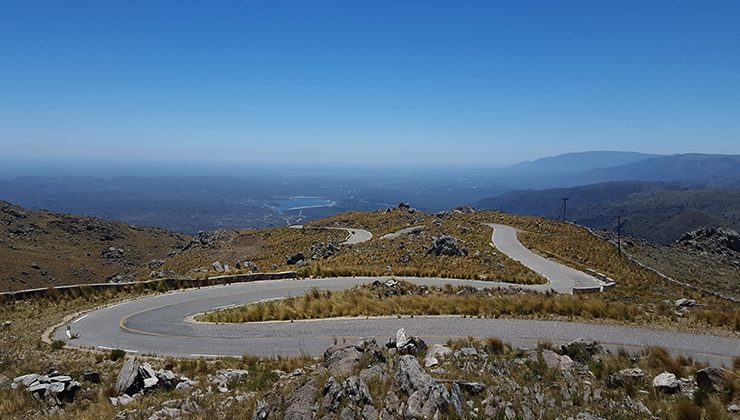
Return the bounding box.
[561,198,569,221]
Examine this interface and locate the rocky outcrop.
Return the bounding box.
[677,227,740,255]
[310,241,339,260]
[427,235,468,257]
[112,359,197,405]
[12,370,81,406]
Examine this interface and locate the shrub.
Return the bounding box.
[110,349,126,361]
[50,340,65,350]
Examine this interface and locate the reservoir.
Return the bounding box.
[277,196,336,213]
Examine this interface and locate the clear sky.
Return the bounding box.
[1,1,739,168]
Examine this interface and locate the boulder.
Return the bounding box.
[652,372,680,393]
[343,376,373,405]
[387,328,428,356]
[286,253,305,265]
[114,359,142,396]
[674,298,699,309]
[456,380,486,395]
[427,235,468,257]
[325,338,385,377]
[81,369,101,384]
[696,367,726,392]
[211,261,224,273]
[283,377,318,419]
[395,355,435,395]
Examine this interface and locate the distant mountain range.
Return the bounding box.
[503,151,660,175]
[476,181,740,244]
[1,151,738,239]
[493,152,740,190]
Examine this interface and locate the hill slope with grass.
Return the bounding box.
[0,201,189,292]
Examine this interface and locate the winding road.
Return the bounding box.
[487,224,603,292]
[54,277,739,365]
[288,225,373,245]
[51,223,739,365]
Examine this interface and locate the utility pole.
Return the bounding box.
[617,215,623,256]
[561,198,569,221]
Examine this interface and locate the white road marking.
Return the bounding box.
[73,314,88,323]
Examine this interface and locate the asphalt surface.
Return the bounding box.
[289,225,373,245]
[55,276,739,365]
[487,223,603,292]
[52,223,738,365]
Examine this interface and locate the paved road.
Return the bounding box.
[289,225,373,245]
[486,224,603,293]
[54,276,739,365]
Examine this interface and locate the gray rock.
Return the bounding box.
[653,372,680,393]
[286,253,305,265]
[322,377,343,413]
[284,378,318,419]
[143,377,159,389]
[424,356,439,368]
[426,343,452,359]
[395,355,434,395]
[82,370,101,383]
[606,368,644,388]
[456,380,486,395]
[211,369,249,393]
[110,394,135,406]
[211,261,224,272]
[388,328,427,356]
[449,382,465,418]
[674,298,698,308]
[696,367,726,392]
[325,338,384,377]
[46,382,65,394]
[115,359,142,396]
[362,404,379,420]
[343,376,372,405]
[27,382,48,393]
[427,235,468,257]
[15,373,39,387]
[456,347,478,357]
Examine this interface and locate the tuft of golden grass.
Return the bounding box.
[199,280,649,326]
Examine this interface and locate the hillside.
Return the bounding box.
[576,153,740,186]
[475,182,740,244]
[0,201,189,292]
[503,151,659,175]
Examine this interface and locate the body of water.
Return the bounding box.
[277,196,336,213]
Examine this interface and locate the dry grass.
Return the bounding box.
[163,209,546,285]
[0,288,317,419]
[198,280,648,326]
[0,202,188,292]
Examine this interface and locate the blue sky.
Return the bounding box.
[1,1,739,168]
